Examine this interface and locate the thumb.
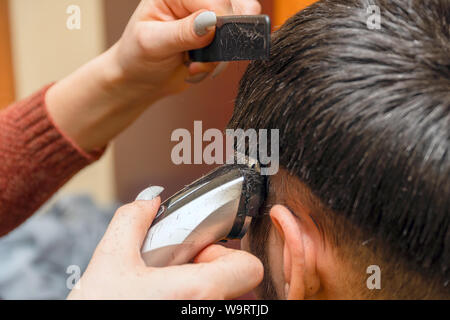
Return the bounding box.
[192,245,264,299]
[138,10,217,59]
[99,191,163,259]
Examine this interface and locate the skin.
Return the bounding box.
[68,198,263,300]
[241,170,358,300]
[46,0,261,152]
[47,0,264,299]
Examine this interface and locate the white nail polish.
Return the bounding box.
[136,186,164,201]
[194,11,217,36]
[212,62,229,78]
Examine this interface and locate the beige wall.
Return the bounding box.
[8,0,116,205]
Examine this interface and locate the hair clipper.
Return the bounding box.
[139,163,267,267]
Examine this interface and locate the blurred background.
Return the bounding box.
[0,0,316,299]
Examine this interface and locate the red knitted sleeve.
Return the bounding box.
[0,84,104,236]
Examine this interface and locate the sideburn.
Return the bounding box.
[248,214,279,300]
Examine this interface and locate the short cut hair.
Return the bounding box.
[228,0,449,297]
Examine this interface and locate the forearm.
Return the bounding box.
[0,86,101,236]
[45,45,161,153]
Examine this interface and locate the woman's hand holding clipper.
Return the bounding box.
[67,195,263,300]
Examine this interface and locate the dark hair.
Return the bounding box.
[228,0,450,296]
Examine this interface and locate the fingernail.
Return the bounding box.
[136,186,164,201]
[194,11,217,36]
[284,283,290,299]
[211,62,229,78]
[185,72,210,84]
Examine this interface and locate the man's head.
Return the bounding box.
[229,0,450,299]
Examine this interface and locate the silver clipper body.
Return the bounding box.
[141,164,266,267]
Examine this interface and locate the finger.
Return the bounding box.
[188,62,219,75]
[193,244,230,263]
[230,0,262,15]
[178,0,233,16]
[137,10,217,60]
[179,0,261,16]
[99,197,161,259]
[185,62,218,84]
[190,245,264,299]
[186,62,228,83]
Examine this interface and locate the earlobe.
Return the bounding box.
[270,205,321,300]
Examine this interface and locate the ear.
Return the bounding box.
[270,205,321,299]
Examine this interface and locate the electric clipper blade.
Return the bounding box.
[140,163,267,267]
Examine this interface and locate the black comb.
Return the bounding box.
[189,15,271,62]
